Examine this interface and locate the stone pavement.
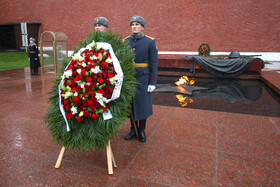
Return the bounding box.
[0,67,279,186]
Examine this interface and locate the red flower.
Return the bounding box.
[106,103,111,108]
[84,85,90,91]
[97,89,103,94]
[71,87,76,93]
[86,77,92,82]
[83,93,88,98]
[76,116,82,123]
[76,86,81,91]
[103,92,109,98]
[94,53,99,57]
[68,112,74,119]
[89,90,94,95]
[64,98,70,105]
[80,75,86,80]
[98,49,104,54]
[82,100,87,106]
[90,82,96,88]
[102,71,107,78]
[84,110,89,117]
[105,80,111,85]
[101,107,106,112]
[88,100,93,106]
[74,77,79,82]
[90,96,97,102]
[97,77,103,83]
[73,96,79,103]
[101,61,107,66]
[94,102,101,108]
[91,114,98,119]
[81,68,87,74]
[108,72,113,78]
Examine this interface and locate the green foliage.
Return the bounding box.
[0,52,30,71]
[45,30,137,151]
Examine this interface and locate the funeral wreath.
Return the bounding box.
[45,31,137,151]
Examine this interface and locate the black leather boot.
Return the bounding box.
[138,119,146,142]
[124,119,138,140]
[34,68,38,75]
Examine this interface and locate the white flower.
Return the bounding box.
[77,69,82,75]
[106,57,113,63]
[64,69,72,78]
[74,92,78,96]
[81,61,87,67]
[109,74,119,84]
[92,40,95,47]
[98,99,105,107]
[91,66,101,74]
[96,44,102,50]
[79,111,84,117]
[64,91,73,99]
[90,55,98,60]
[71,106,78,115]
[78,82,85,88]
[96,93,103,100]
[72,53,82,61]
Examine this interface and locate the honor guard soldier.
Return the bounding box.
[94,17,109,32]
[28,37,40,75]
[124,15,158,142]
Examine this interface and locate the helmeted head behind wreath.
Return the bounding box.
[94,17,109,27]
[130,15,146,27]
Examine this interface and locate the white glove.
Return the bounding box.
[29,58,30,61]
[147,85,156,92]
[35,58,37,60]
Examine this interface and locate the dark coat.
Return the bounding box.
[28,43,41,69]
[124,33,158,121]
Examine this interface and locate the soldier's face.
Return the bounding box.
[95,24,108,32]
[131,22,144,34]
[30,40,34,44]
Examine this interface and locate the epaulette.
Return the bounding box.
[123,35,130,41]
[145,35,154,40]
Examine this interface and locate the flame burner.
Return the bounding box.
[154,83,207,95]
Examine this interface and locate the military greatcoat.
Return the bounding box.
[124,33,158,121]
[28,43,41,69]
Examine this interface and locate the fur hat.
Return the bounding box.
[94,17,109,27]
[29,37,35,42]
[130,15,146,27]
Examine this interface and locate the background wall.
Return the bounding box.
[1,0,279,53]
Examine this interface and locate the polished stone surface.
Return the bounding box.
[0,68,279,186]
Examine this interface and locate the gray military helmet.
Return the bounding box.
[229,51,241,59]
[130,15,146,27]
[94,17,109,27]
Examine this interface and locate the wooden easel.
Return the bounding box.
[54,140,117,175]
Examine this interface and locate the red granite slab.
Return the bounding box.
[0,67,279,186]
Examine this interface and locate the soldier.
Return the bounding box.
[124,15,158,142]
[28,37,40,75]
[94,17,109,32]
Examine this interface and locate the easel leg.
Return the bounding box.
[55,146,66,168]
[111,147,117,168]
[106,141,113,175]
